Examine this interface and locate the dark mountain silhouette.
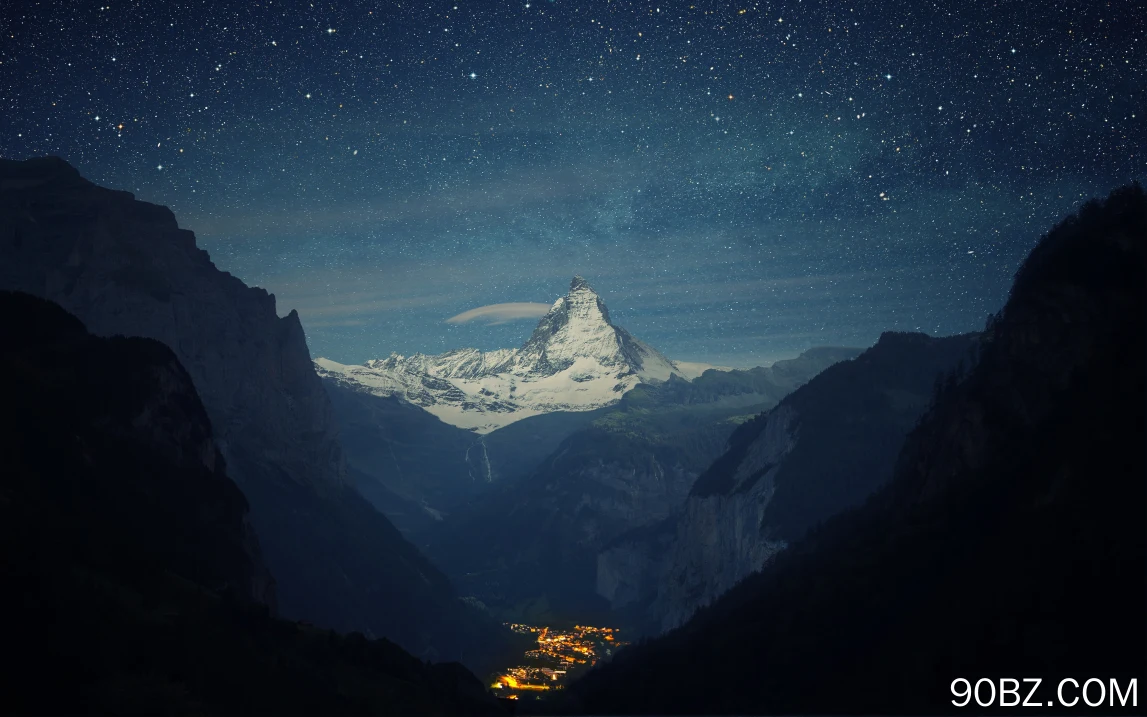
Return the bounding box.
[0,156,509,671]
[601,331,979,635]
[0,291,503,715]
[566,184,1146,714]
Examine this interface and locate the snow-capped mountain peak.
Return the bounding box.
[569,274,593,292]
[513,275,675,380]
[314,277,681,432]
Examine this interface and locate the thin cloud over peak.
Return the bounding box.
[446,302,551,325]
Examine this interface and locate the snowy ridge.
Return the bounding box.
[672,361,734,380]
[314,276,684,433]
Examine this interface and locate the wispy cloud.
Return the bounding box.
[184,158,642,241]
[445,302,552,325]
[293,293,449,318]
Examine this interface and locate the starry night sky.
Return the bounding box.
[3,0,1142,366]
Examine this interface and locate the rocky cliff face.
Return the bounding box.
[0,157,344,497]
[0,290,272,606]
[600,331,979,634]
[601,406,796,631]
[0,157,506,669]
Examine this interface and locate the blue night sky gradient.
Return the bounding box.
[2,0,1142,366]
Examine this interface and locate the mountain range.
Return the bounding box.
[5,155,1141,714]
[312,269,867,626]
[318,276,863,532]
[316,276,688,433]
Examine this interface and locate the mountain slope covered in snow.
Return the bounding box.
[316,276,684,432]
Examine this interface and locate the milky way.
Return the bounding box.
[2,0,1142,365]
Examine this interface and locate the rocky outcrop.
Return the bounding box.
[601,331,979,634]
[0,157,505,669]
[594,519,675,612]
[600,406,796,630]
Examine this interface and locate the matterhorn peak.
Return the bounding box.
[511,275,679,383]
[569,275,593,292]
[314,276,682,432]
[559,274,612,325]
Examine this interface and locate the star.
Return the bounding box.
[4,0,1137,372]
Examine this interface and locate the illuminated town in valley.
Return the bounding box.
[491,623,629,699]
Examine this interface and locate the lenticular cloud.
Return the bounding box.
[445,302,551,325]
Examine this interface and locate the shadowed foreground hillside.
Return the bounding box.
[0,291,503,715]
[566,183,1146,715]
[0,156,512,670]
